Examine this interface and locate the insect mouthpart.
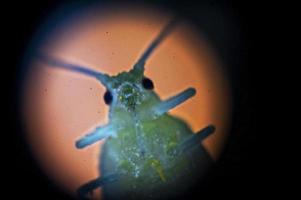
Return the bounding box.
[117,83,142,110]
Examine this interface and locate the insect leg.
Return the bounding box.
[37,54,110,86]
[171,125,215,156]
[77,173,120,200]
[152,88,196,116]
[76,124,115,149]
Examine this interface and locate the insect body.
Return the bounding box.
[39,18,215,200]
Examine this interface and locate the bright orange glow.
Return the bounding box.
[23,6,231,198]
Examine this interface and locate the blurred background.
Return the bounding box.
[23,5,231,198]
[5,0,258,200]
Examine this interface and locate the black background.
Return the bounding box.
[5,0,264,199]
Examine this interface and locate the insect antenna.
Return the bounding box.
[133,17,180,71]
[37,53,111,87]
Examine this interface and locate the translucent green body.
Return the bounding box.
[100,71,212,199]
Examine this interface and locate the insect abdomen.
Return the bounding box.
[101,114,212,200]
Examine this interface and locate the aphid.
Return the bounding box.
[39,18,215,200]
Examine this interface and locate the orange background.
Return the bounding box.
[23,6,231,198]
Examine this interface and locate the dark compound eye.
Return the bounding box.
[142,77,154,90]
[104,90,113,105]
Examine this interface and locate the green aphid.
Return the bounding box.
[39,18,215,200]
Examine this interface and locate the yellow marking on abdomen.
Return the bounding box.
[149,159,166,182]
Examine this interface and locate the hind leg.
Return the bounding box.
[180,125,215,153]
[77,173,120,200]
